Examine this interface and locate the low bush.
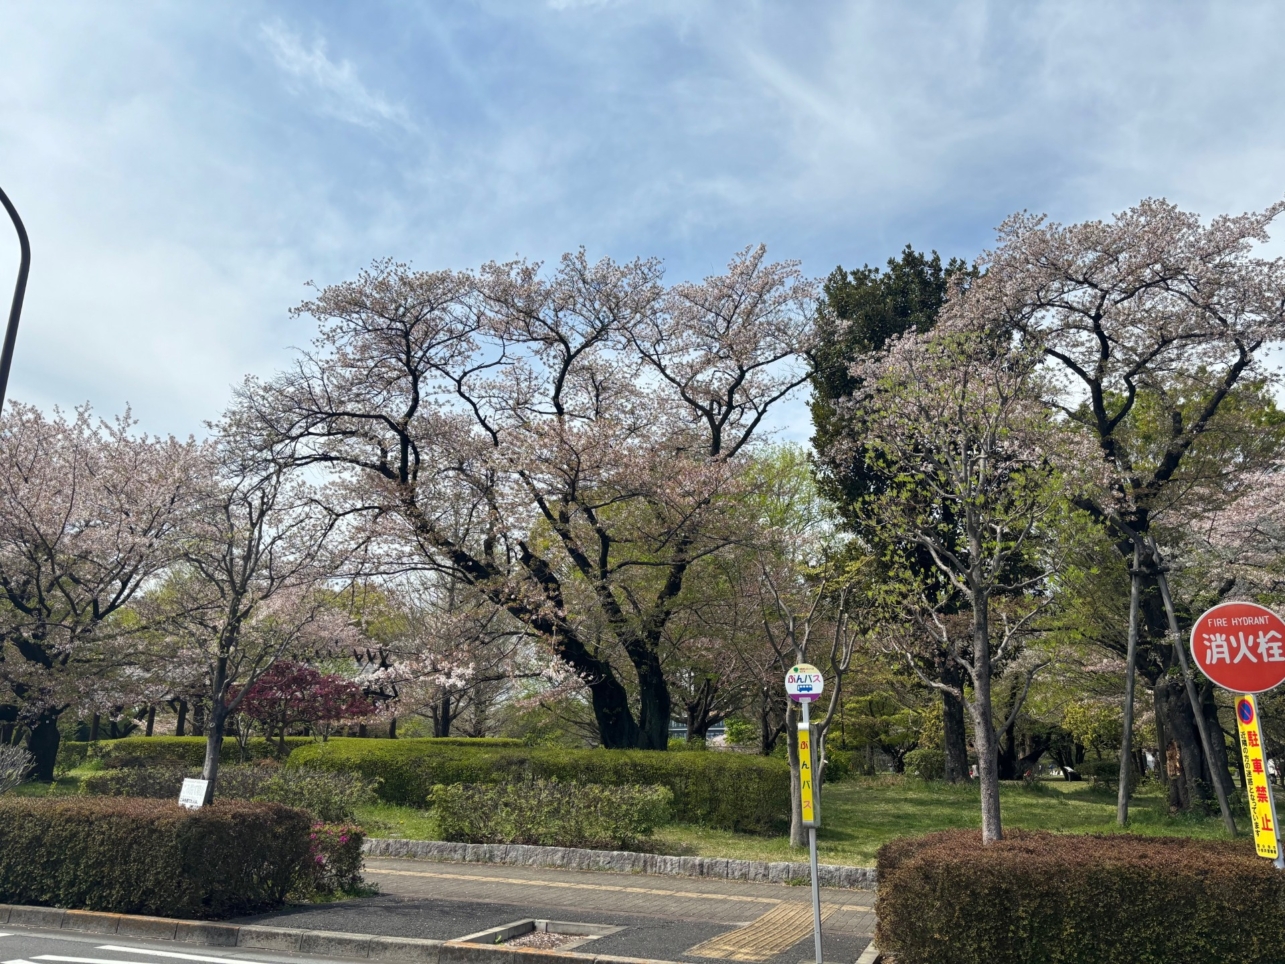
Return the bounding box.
[875,829,1285,964]
[63,735,523,771]
[0,796,310,918]
[430,779,672,850]
[0,744,33,793]
[255,767,379,822]
[81,765,377,822]
[821,751,852,782]
[298,822,366,896]
[291,740,790,832]
[902,747,945,780]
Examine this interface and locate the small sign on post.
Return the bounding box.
[1191,601,1285,867]
[178,778,209,809]
[1234,695,1281,862]
[786,663,825,964]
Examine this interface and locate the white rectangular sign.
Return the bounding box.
[178,778,208,809]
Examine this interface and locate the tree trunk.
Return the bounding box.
[1155,677,1205,810]
[201,704,227,804]
[174,700,187,736]
[389,716,397,739]
[434,693,451,737]
[785,700,804,848]
[634,653,671,750]
[145,705,155,737]
[90,713,100,742]
[1117,547,1141,825]
[191,701,205,738]
[971,589,1002,843]
[27,711,61,782]
[940,663,969,783]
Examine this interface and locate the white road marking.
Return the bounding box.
[4,958,39,963]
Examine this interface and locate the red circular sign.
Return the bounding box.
[1190,601,1285,693]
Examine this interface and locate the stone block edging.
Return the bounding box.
[362,838,877,889]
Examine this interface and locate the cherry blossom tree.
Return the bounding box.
[845,312,1102,843]
[979,198,1285,821]
[343,575,532,738]
[0,404,202,780]
[152,444,352,800]
[229,246,814,749]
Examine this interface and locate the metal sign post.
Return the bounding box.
[1191,601,1285,866]
[786,663,824,964]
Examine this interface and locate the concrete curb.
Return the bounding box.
[0,903,683,964]
[363,839,877,889]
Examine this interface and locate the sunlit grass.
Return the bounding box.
[354,775,1246,867]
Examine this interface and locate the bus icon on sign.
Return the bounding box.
[785,663,824,701]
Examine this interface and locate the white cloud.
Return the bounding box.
[259,20,415,132]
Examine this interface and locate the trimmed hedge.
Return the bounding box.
[431,780,672,850]
[60,734,522,770]
[80,765,379,822]
[290,741,790,832]
[0,797,311,918]
[876,829,1285,964]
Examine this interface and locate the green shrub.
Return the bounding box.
[290,741,789,832]
[298,822,366,896]
[430,779,672,850]
[255,767,379,822]
[0,796,310,918]
[64,735,522,772]
[821,751,852,782]
[876,829,1284,964]
[724,718,756,746]
[902,747,945,780]
[81,765,377,822]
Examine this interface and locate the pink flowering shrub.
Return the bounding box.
[299,822,365,895]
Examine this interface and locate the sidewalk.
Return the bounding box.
[239,856,877,964]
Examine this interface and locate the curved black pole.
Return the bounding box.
[0,185,30,411]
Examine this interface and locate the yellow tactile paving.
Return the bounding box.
[685,902,842,961]
[369,867,789,905]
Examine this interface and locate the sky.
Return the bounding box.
[1,0,1284,442]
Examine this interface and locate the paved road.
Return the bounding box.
[0,928,339,964]
[239,857,876,963]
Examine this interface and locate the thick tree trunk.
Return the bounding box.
[90,713,100,742]
[27,711,61,782]
[389,716,397,739]
[1154,678,1207,811]
[634,654,671,750]
[174,700,187,736]
[145,706,155,737]
[434,693,452,737]
[941,663,969,783]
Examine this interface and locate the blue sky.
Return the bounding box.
[1,1,1283,441]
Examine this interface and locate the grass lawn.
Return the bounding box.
[356,774,1247,868]
[650,775,1244,866]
